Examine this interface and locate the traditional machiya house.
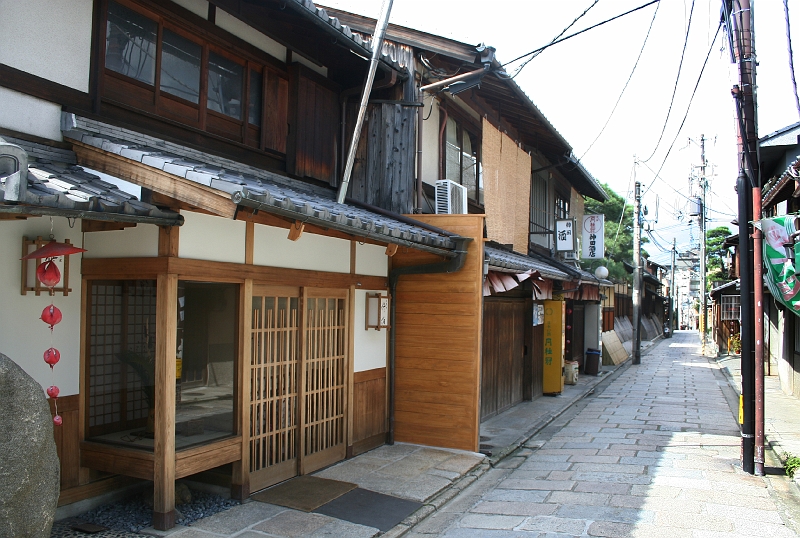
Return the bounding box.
[326,8,610,423]
[1,0,608,530]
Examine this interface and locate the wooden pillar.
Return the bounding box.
[232,279,252,500]
[153,273,178,530]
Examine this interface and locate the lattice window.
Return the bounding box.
[721,295,740,321]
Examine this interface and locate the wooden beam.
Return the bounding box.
[71,140,236,219]
[232,279,252,500]
[287,221,304,241]
[154,274,178,530]
[158,225,180,257]
[385,244,399,257]
[245,221,254,265]
[82,220,136,233]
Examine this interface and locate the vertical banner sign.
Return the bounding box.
[542,299,565,394]
[760,216,800,315]
[582,214,605,259]
[555,219,576,252]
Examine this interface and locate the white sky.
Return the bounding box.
[320,0,800,264]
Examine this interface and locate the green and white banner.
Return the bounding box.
[761,215,800,313]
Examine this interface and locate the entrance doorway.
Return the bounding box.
[248,286,349,491]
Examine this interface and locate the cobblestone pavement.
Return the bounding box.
[405,331,800,538]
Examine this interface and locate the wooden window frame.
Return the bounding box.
[98,0,287,154]
[440,104,482,205]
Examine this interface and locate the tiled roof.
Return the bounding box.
[485,246,570,281]
[578,269,613,288]
[0,135,182,225]
[62,116,458,256]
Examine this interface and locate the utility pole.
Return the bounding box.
[632,181,642,365]
[670,238,677,336]
[724,0,758,474]
[700,134,708,354]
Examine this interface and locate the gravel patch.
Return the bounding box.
[51,489,239,536]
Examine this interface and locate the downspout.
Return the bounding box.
[387,236,472,444]
[416,85,424,211]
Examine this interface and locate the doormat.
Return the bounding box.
[313,488,423,531]
[251,475,357,512]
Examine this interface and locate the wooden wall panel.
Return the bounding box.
[392,215,484,452]
[49,395,81,490]
[352,368,387,455]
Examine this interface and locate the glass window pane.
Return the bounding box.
[249,69,262,126]
[105,1,157,85]
[207,51,243,119]
[160,29,201,103]
[444,118,460,182]
[462,134,477,201]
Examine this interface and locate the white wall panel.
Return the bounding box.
[353,289,388,372]
[179,211,246,263]
[0,0,93,92]
[172,0,208,19]
[355,243,388,277]
[253,225,350,273]
[83,224,159,258]
[0,218,83,395]
[216,10,286,61]
[421,98,440,186]
[0,88,63,142]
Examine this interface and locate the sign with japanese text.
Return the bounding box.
[581,214,605,259]
[542,299,565,394]
[555,219,576,252]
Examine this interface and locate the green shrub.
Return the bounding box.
[783,453,800,478]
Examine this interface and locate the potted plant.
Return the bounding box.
[729,332,742,355]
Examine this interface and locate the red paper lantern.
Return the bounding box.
[566,325,572,330]
[41,304,62,329]
[21,241,86,260]
[36,260,61,288]
[43,347,60,368]
[566,339,571,345]
[46,385,60,399]
[53,415,63,426]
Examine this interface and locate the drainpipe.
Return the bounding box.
[386,236,472,444]
[416,85,424,211]
[337,0,393,204]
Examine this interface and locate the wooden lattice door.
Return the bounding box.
[248,287,349,491]
[300,290,348,474]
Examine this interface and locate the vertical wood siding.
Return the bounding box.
[392,215,484,452]
[352,368,387,454]
[481,299,526,421]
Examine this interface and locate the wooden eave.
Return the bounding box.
[71,140,236,219]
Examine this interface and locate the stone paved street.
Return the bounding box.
[406,331,800,537]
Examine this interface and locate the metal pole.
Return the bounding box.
[700,135,708,354]
[671,238,677,335]
[754,188,765,476]
[632,180,642,365]
[336,0,394,204]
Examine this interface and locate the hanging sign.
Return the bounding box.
[581,214,604,259]
[760,215,800,315]
[555,219,576,252]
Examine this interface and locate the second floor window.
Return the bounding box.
[443,116,482,204]
[555,193,569,219]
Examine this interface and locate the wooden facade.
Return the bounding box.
[392,215,484,452]
[481,298,527,420]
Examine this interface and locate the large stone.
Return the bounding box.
[0,353,60,537]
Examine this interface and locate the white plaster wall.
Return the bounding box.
[83,224,159,258]
[179,211,246,263]
[172,0,208,19]
[216,10,286,62]
[253,225,350,273]
[353,289,388,372]
[420,98,441,186]
[0,218,83,396]
[0,0,93,92]
[584,303,601,352]
[294,55,328,78]
[355,243,388,277]
[0,88,63,142]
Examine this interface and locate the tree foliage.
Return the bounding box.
[706,225,732,288]
[584,183,648,283]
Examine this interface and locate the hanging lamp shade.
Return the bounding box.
[22,241,86,260]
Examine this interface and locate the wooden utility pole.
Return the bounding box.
[670,238,677,337]
[632,180,642,365]
[700,135,708,354]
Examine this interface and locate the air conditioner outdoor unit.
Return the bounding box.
[562,250,578,261]
[435,179,467,214]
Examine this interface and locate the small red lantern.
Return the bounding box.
[43,347,60,368]
[36,260,61,288]
[566,308,573,315]
[41,304,62,329]
[53,415,63,426]
[566,339,571,345]
[566,325,572,330]
[46,385,60,399]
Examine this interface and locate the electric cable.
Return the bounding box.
[641,0,695,163]
[642,21,723,196]
[580,0,661,160]
[501,0,661,69]
[507,0,600,80]
[784,0,800,119]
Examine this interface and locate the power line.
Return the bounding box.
[784,0,800,119]
[509,0,600,79]
[642,21,722,196]
[641,0,696,163]
[580,0,661,160]
[501,0,661,68]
